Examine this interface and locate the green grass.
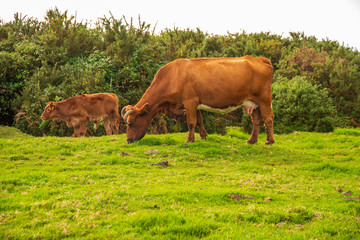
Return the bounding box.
[1,126,360,239]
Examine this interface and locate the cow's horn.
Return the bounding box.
[123,110,135,124]
[121,106,129,118]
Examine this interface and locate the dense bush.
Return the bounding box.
[276,45,360,125]
[1,9,359,136]
[272,76,337,133]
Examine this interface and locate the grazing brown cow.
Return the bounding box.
[41,93,120,137]
[121,56,275,144]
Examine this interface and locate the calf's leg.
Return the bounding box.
[73,124,80,137]
[78,120,88,137]
[110,113,120,134]
[103,118,112,135]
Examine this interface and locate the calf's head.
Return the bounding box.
[121,103,151,143]
[41,102,57,120]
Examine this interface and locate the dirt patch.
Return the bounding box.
[264,197,273,201]
[120,152,132,156]
[336,186,359,201]
[144,150,159,155]
[228,194,254,201]
[344,197,360,201]
[151,161,168,167]
[337,186,352,196]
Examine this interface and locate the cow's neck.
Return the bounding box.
[135,82,169,120]
[135,95,165,119]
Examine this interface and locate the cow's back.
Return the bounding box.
[187,56,272,82]
[181,57,273,107]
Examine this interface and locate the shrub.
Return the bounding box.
[276,45,360,126]
[0,45,39,125]
[272,76,337,133]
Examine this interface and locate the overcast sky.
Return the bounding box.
[1,0,360,50]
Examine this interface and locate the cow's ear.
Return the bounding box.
[139,103,150,116]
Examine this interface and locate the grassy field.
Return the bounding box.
[1,126,359,239]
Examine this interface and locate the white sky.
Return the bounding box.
[1,0,360,50]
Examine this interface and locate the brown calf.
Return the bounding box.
[41,93,120,136]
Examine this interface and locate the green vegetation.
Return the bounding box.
[1,126,359,239]
[272,76,336,133]
[1,9,359,137]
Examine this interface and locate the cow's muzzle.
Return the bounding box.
[127,133,145,144]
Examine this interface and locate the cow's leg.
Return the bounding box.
[247,107,261,144]
[103,118,112,135]
[258,103,275,145]
[196,110,208,139]
[183,101,198,143]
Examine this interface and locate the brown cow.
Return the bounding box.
[41,93,120,137]
[121,56,275,144]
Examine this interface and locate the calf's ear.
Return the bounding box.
[139,103,150,116]
[49,102,56,111]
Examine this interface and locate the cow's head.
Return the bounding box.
[121,103,151,143]
[41,102,57,120]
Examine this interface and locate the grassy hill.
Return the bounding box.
[0,126,359,239]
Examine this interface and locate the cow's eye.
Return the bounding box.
[128,122,134,127]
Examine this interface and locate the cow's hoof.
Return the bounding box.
[185,139,195,145]
[265,140,275,145]
[200,134,208,140]
[246,139,257,144]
